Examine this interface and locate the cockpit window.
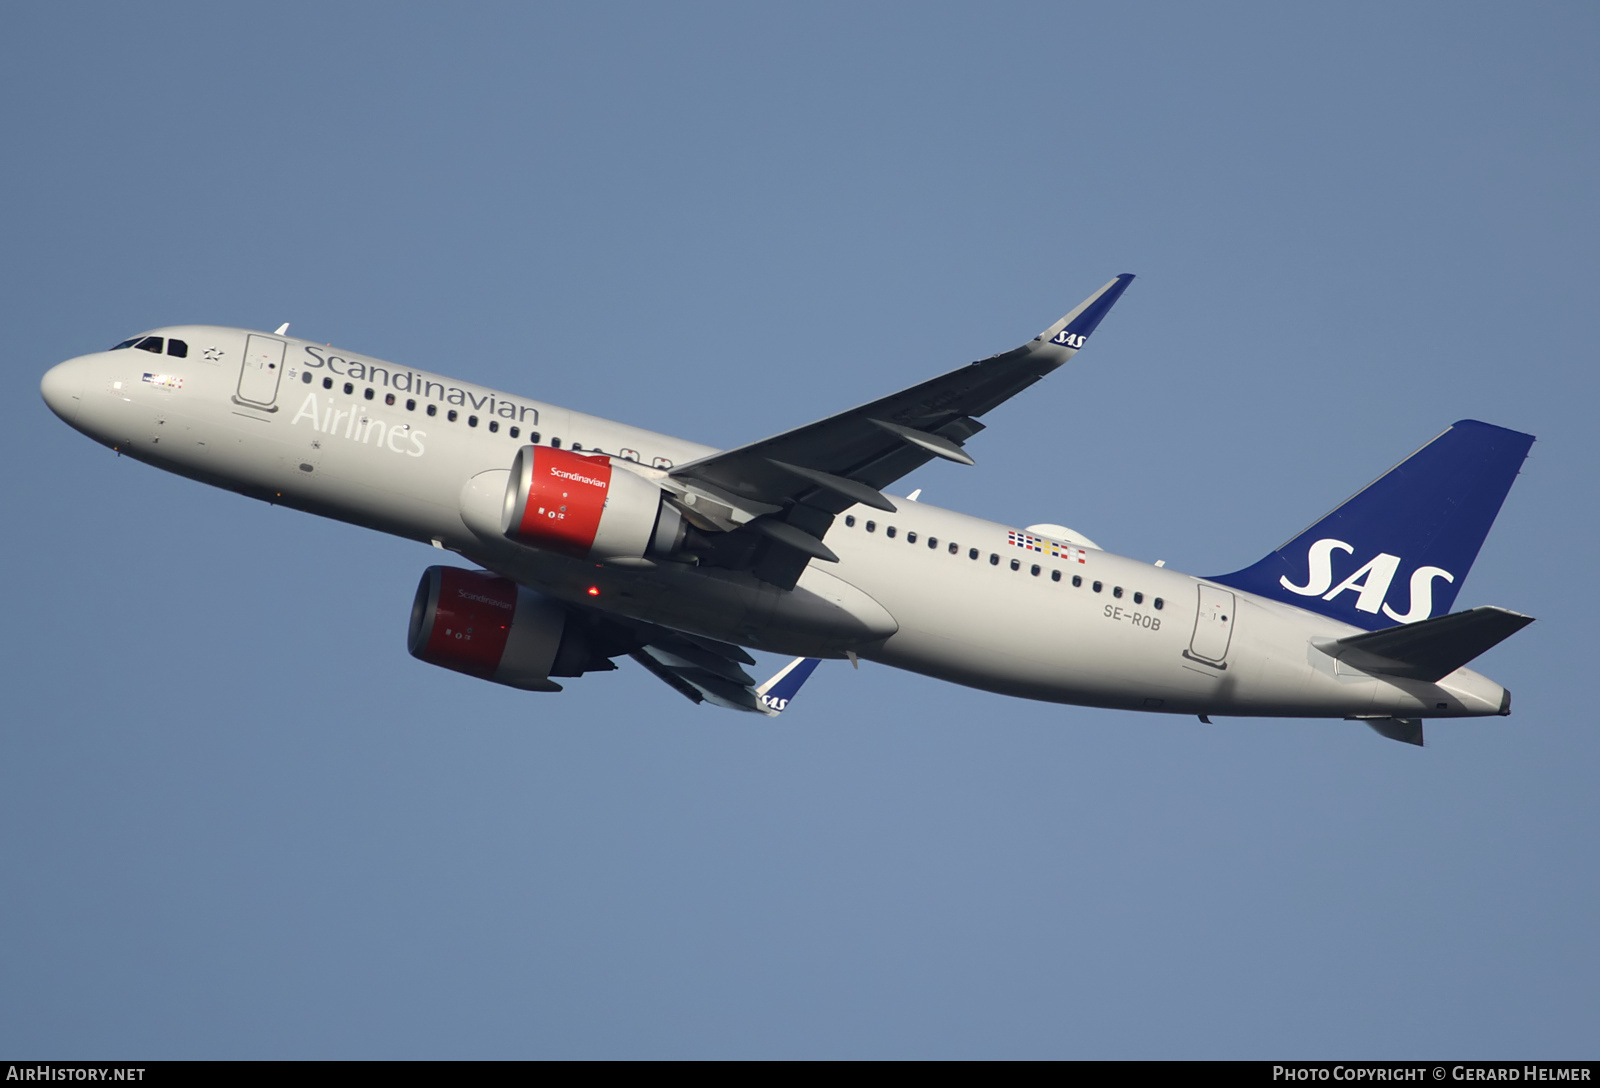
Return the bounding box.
[166,338,187,358]
[134,336,163,354]
[111,338,140,350]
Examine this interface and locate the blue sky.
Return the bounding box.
[4,2,1597,1058]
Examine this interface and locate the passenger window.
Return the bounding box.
[301,372,312,384]
[1093,581,1103,593]
[509,426,519,438]
[1073,575,1082,587]
[323,377,333,390]
[1031,564,1041,576]
[344,382,354,395]
[166,339,188,358]
[906,531,916,544]
[989,554,999,566]
[426,404,438,417]
[489,420,499,433]
[886,526,896,538]
[969,548,979,560]
[1010,559,1021,571]
[1154,598,1164,610]
[448,410,458,422]
[865,521,876,532]
[1113,586,1123,598]
[845,515,856,527]
[364,388,374,400]
[1051,570,1061,582]
[468,415,479,427]
[552,438,561,448]
[529,432,540,444]
[948,543,958,555]
[1133,592,1144,604]
[406,399,416,411]
[385,393,395,406]
[135,336,163,353]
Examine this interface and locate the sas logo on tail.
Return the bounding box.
[1050,331,1088,348]
[1280,538,1453,623]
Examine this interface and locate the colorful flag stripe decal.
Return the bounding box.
[1007,531,1087,564]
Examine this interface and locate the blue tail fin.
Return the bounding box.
[1210,420,1534,630]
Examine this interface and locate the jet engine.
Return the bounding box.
[407,566,626,691]
[502,446,685,563]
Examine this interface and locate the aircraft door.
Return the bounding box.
[1185,585,1235,667]
[235,335,285,411]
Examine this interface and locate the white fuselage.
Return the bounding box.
[41,326,1510,720]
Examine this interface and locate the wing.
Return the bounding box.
[665,274,1135,587]
[435,561,820,714]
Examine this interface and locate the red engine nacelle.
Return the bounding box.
[501,445,684,562]
[408,566,573,691]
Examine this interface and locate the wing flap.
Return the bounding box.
[631,639,824,716]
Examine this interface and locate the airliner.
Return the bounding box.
[39,275,1535,745]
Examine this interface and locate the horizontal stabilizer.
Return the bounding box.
[1315,606,1534,682]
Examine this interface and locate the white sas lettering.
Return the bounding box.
[1280,537,1354,596]
[1381,565,1454,624]
[1321,552,1402,614]
[1282,538,1453,622]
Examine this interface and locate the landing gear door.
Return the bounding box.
[235,335,285,411]
[1185,585,1235,668]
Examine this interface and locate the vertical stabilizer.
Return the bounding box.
[1211,421,1533,630]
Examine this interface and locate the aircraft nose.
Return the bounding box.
[41,356,90,424]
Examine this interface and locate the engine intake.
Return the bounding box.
[502,445,684,562]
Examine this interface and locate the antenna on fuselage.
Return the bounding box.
[274,323,290,335]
